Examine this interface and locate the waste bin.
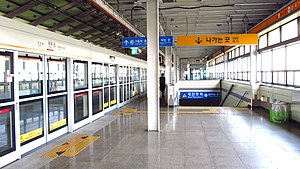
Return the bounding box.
[270,101,289,123]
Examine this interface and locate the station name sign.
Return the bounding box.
[177,34,258,47]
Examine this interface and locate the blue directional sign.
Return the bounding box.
[179,92,220,100]
[122,36,173,48]
[122,37,147,48]
[159,36,173,47]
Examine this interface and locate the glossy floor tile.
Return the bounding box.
[4,97,300,169]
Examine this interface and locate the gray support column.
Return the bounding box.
[147,0,159,131]
[173,48,177,83]
[67,58,74,132]
[177,54,180,81]
[250,45,258,106]
[165,46,172,84]
[224,53,228,80]
[213,59,216,79]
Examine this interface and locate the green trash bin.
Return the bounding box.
[270,101,289,123]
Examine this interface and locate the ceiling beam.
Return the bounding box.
[49,10,96,31]
[31,1,79,26]
[76,29,100,40]
[159,0,289,8]
[5,1,39,18]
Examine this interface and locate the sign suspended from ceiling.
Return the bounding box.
[177,34,258,47]
[122,36,173,48]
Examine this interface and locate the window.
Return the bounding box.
[240,46,244,56]
[119,85,124,103]
[272,47,285,71]
[92,63,103,88]
[245,45,250,54]
[235,48,240,57]
[73,61,88,90]
[268,28,280,46]
[20,99,43,145]
[18,55,43,98]
[92,90,103,115]
[261,51,272,72]
[0,52,13,103]
[286,42,300,70]
[259,34,268,49]
[282,19,298,41]
[74,92,88,123]
[48,95,67,133]
[48,59,66,93]
[0,106,15,156]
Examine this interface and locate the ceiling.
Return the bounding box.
[0,0,293,61]
[0,0,147,60]
[106,0,292,59]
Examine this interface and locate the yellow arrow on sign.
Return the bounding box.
[177,34,258,47]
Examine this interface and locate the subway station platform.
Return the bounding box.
[3,97,300,169]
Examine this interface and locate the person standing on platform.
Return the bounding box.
[160,73,166,95]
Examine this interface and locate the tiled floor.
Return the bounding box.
[4,98,300,169]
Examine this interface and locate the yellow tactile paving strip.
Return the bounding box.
[114,107,249,116]
[113,108,137,116]
[41,134,99,158]
[137,107,249,114]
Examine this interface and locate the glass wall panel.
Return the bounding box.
[103,64,109,86]
[119,66,124,84]
[48,59,66,93]
[92,63,103,88]
[130,67,134,82]
[130,84,134,98]
[92,90,103,115]
[0,52,13,102]
[74,92,88,123]
[133,68,139,82]
[282,19,298,41]
[134,82,140,96]
[18,56,43,97]
[124,84,128,101]
[126,84,130,100]
[73,61,88,90]
[126,67,130,83]
[0,106,15,156]
[120,85,124,103]
[110,87,116,106]
[110,65,117,85]
[104,87,109,109]
[20,99,43,145]
[48,95,67,133]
